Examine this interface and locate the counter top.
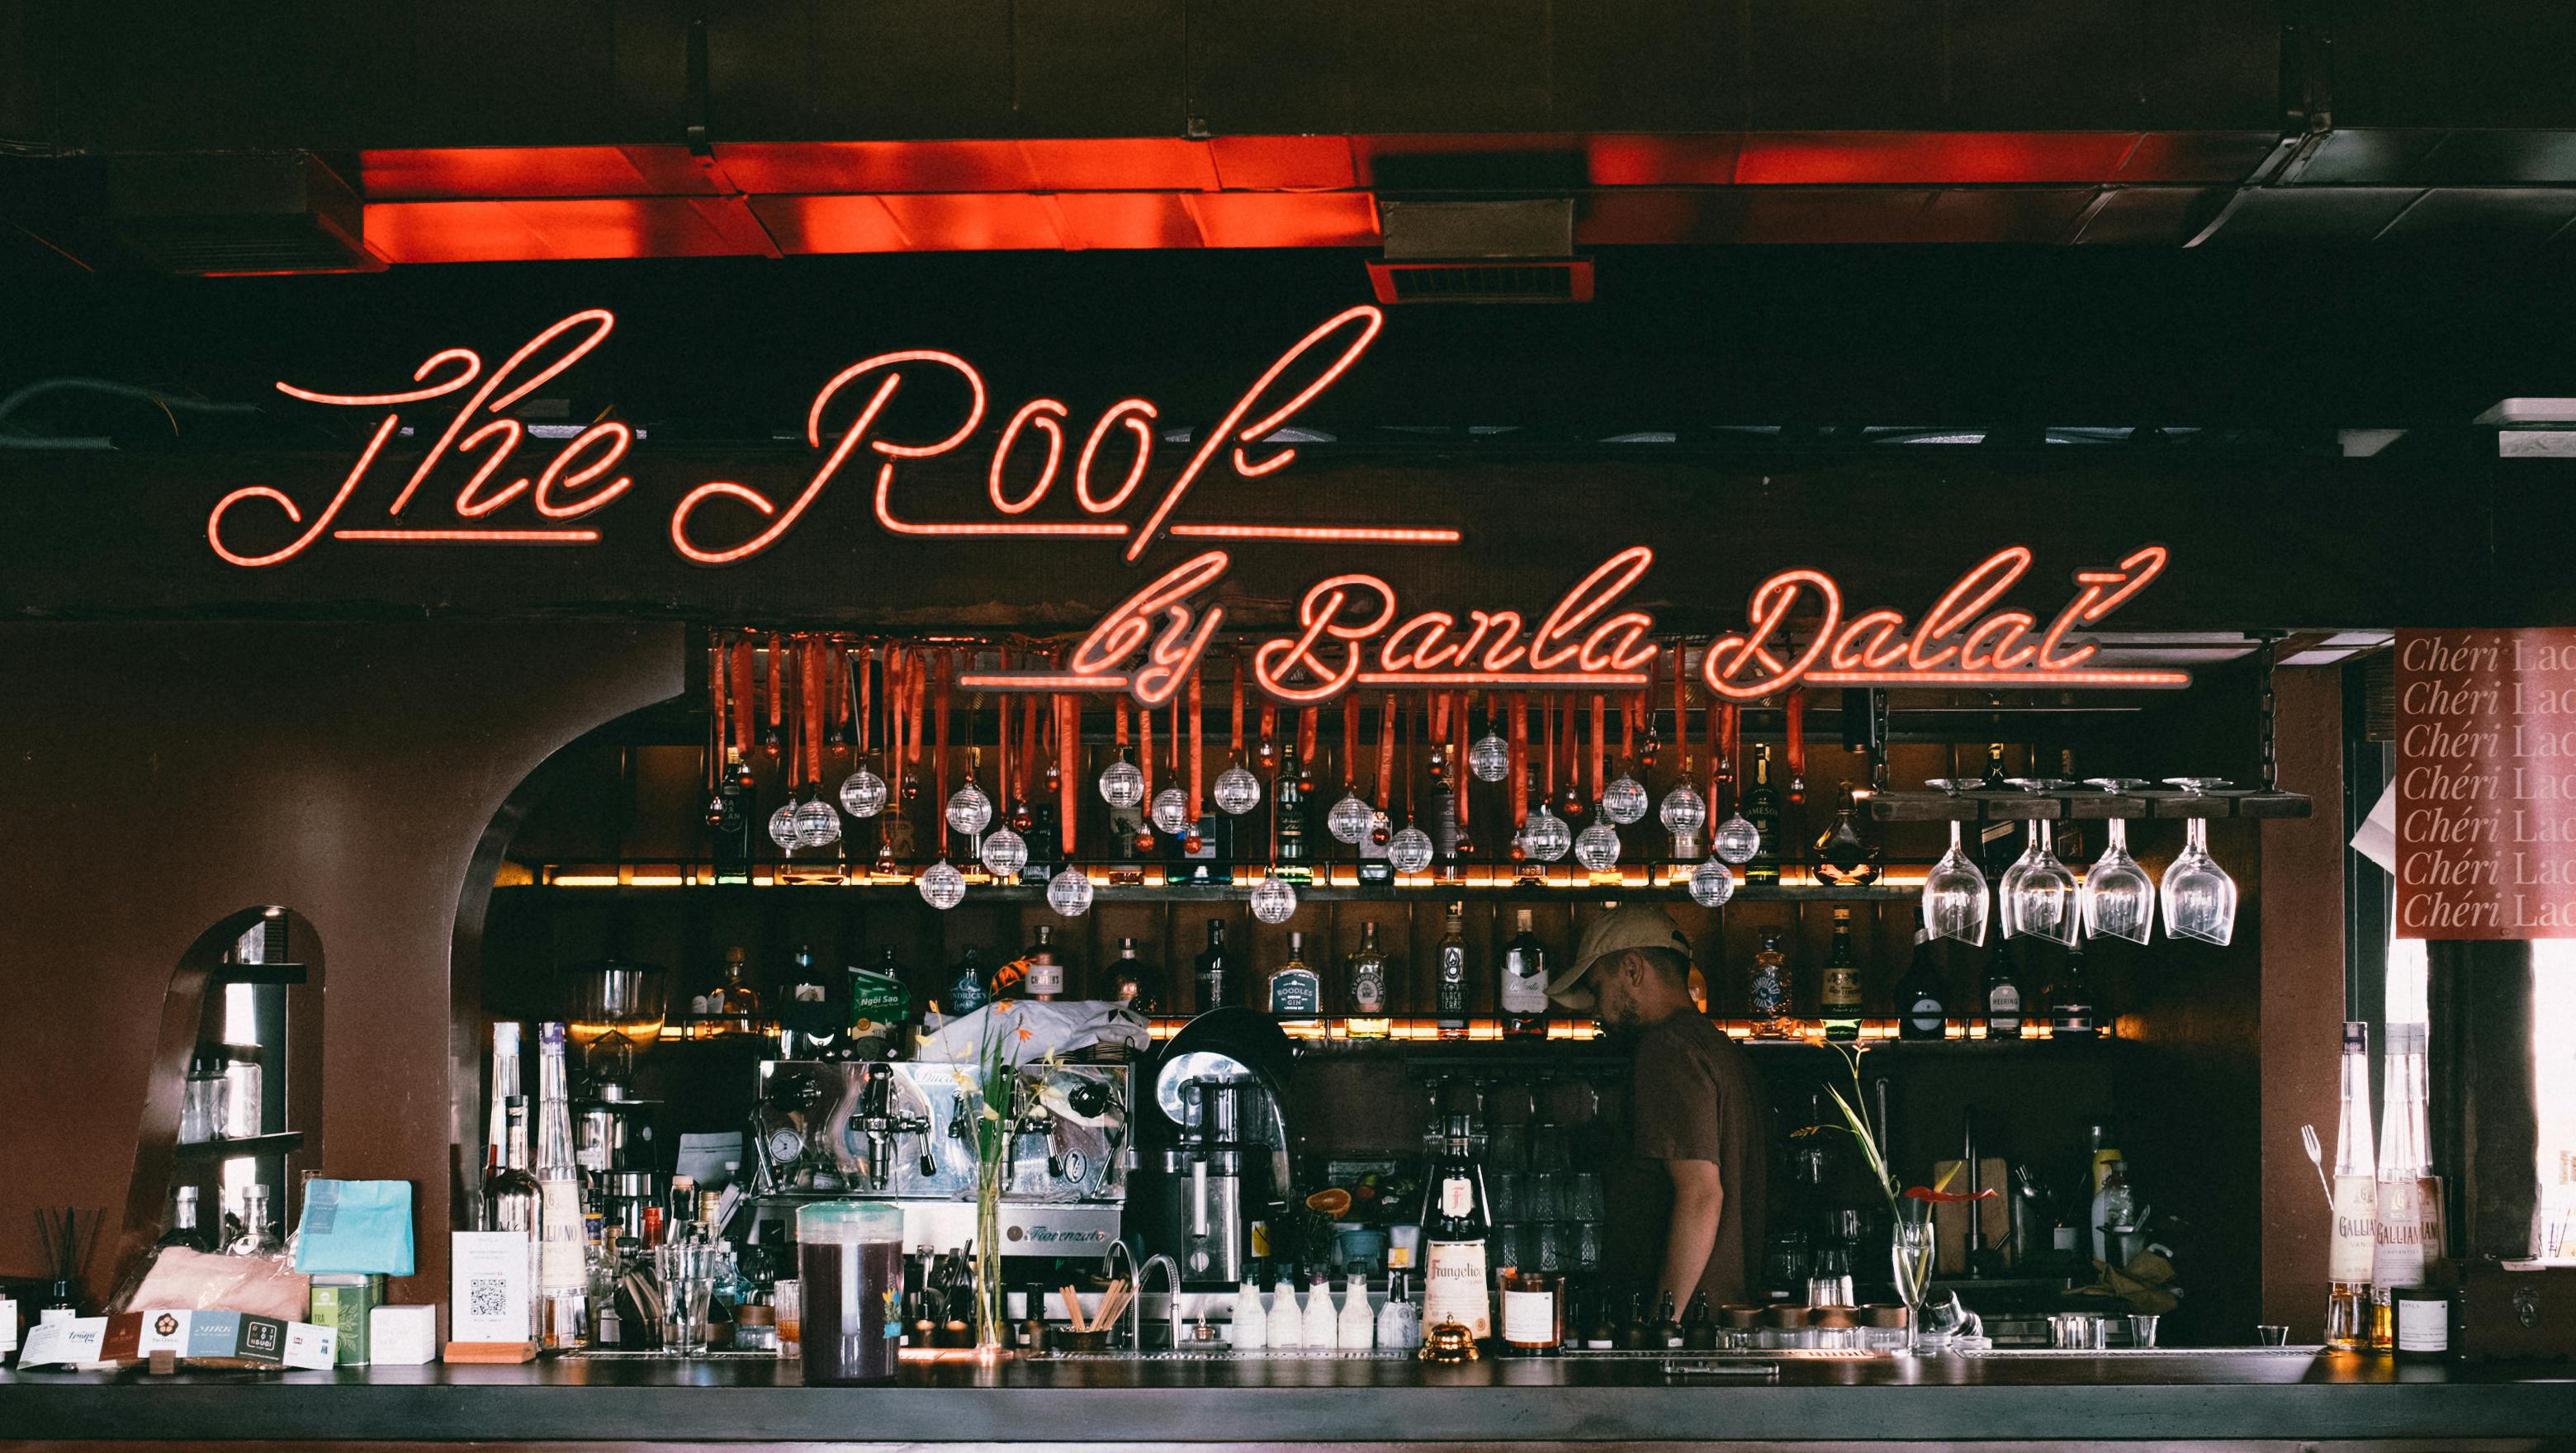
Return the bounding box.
[4,1348,2572,1448]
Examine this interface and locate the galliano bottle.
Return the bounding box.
[1419,1114,1494,1340]
[2371,1022,2441,1351]
[2326,1021,2379,1351]
[533,1022,589,1348]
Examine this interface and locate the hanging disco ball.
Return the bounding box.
[1688,857,1737,907]
[1213,763,1262,816]
[979,826,1027,878]
[1467,731,1512,783]
[1046,864,1095,917]
[1098,757,1145,810]
[1712,813,1761,865]
[1389,825,1435,874]
[1602,775,1650,825]
[767,802,801,850]
[838,766,889,819]
[1523,806,1572,863]
[917,859,967,910]
[945,783,993,837]
[1574,820,1622,871]
[1151,786,1191,835]
[1327,791,1375,845]
[793,798,843,848]
[1659,783,1708,837]
[1249,876,1298,925]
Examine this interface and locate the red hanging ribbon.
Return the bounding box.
[995,652,1011,816]
[906,650,926,767]
[731,639,755,761]
[1784,689,1808,806]
[1543,693,1557,797]
[1298,706,1318,765]
[1139,690,1153,799]
[1509,692,1529,828]
[765,633,784,754]
[1229,660,1246,756]
[1058,693,1078,857]
[934,652,954,851]
[1343,696,1361,790]
[1590,693,1607,802]
[1376,693,1396,809]
[1188,670,1205,823]
[803,638,826,790]
[707,637,728,787]
[1452,691,1470,826]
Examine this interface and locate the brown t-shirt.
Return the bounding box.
[1603,1012,1768,1306]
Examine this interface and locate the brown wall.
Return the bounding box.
[0,621,683,1313]
[2258,665,2348,1337]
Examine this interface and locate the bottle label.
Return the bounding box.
[2329,1176,2379,1282]
[1749,968,1786,1019]
[1352,968,1386,1014]
[1440,1176,1476,1219]
[1422,1240,1490,1339]
[2374,1177,2427,1286]
[1988,985,2020,1029]
[1501,951,1546,1013]
[1822,967,1860,1011]
[2396,1294,2450,1353]
[2416,1175,2447,1262]
[1270,972,1318,1015]
[1025,962,1063,997]
[1501,1289,1556,1345]
[1906,996,1945,1034]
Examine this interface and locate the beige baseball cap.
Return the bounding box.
[1546,902,1693,1010]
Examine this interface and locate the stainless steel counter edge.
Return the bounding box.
[4,1355,2575,1446]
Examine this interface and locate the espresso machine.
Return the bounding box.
[746,1058,1132,1255]
[1136,1010,1296,1290]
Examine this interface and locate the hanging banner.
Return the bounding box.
[2397,627,2576,937]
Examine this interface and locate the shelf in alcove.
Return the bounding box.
[212,961,309,986]
[173,1131,302,1163]
[500,881,1924,906]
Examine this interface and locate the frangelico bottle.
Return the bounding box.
[1419,1115,1493,1341]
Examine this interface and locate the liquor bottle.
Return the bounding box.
[846,947,911,1061]
[1894,912,1947,1041]
[1273,745,1312,885]
[1107,937,1154,1013]
[482,1020,523,1224]
[1655,1290,1684,1349]
[1580,1287,1617,1350]
[1821,908,1863,1042]
[1617,1291,1651,1350]
[1300,1271,1339,1347]
[1435,905,1470,1039]
[1983,949,2024,1040]
[1683,1292,1716,1350]
[1743,744,1781,885]
[1183,809,1233,886]
[159,1185,215,1252]
[1377,1271,1422,1350]
[1347,921,1391,1039]
[1194,919,1232,1010]
[1023,925,1065,1000]
[2372,1022,2437,1351]
[1746,932,1791,1036]
[229,1183,282,1257]
[534,1023,588,1348]
[714,947,762,1034]
[1230,1276,1268,1350]
[1418,1114,1493,1341]
[1267,931,1319,1019]
[947,948,990,1016]
[1975,744,2020,878]
[2326,1021,2379,1352]
[1358,807,1395,887]
[1269,1267,1305,1348]
[1499,1268,1560,1355]
[781,944,839,1058]
[712,747,754,885]
[484,1096,542,1342]
[1019,795,1059,886]
[1500,910,1550,1039]
[2048,937,2098,1038]
[1426,757,1462,883]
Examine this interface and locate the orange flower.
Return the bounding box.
[1015,1025,1034,1043]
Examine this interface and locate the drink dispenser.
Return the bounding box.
[796,1200,905,1385]
[1139,1009,1297,1289]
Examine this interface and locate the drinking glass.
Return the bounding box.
[656,1241,721,1356]
[1489,1171,1524,1223]
[1998,779,2079,946]
[1922,780,1990,946]
[1524,1173,1561,1223]
[1890,1211,1936,1356]
[773,1278,803,1361]
[2162,816,2241,946]
[1569,1173,1603,1222]
[2079,779,2157,944]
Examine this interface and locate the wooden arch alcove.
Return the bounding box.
[111,905,325,1297]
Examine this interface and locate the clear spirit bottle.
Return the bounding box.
[2326,1021,2378,1351]
[1499,910,1549,1039]
[1821,908,1862,1042]
[1347,921,1391,1039]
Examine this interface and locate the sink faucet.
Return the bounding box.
[1130,1253,1181,1351]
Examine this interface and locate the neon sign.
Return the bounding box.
[223,307,2189,703]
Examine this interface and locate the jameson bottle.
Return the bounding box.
[1499,909,1550,1039]
[1419,1114,1493,1341]
[2326,1022,2379,1351]
[1821,908,1862,1042]
[1435,904,1470,1039]
[1743,745,1781,885]
[1894,912,1947,1040]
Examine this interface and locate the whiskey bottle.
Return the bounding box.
[1347,921,1391,1039]
[1194,920,1231,1011]
[1743,745,1781,885]
[2048,937,2097,1037]
[1435,905,1470,1039]
[1499,910,1549,1039]
[1107,937,1155,1014]
[1821,908,1863,1042]
[1983,950,2023,1040]
[1418,1115,1493,1341]
[1893,913,1948,1041]
[1267,931,1319,1020]
[713,947,762,1034]
[1273,745,1313,884]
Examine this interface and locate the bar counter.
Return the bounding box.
[6,1350,2573,1450]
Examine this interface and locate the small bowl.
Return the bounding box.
[1053,1328,1114,1354]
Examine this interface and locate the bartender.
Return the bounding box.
[1549,904,1768,1308]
